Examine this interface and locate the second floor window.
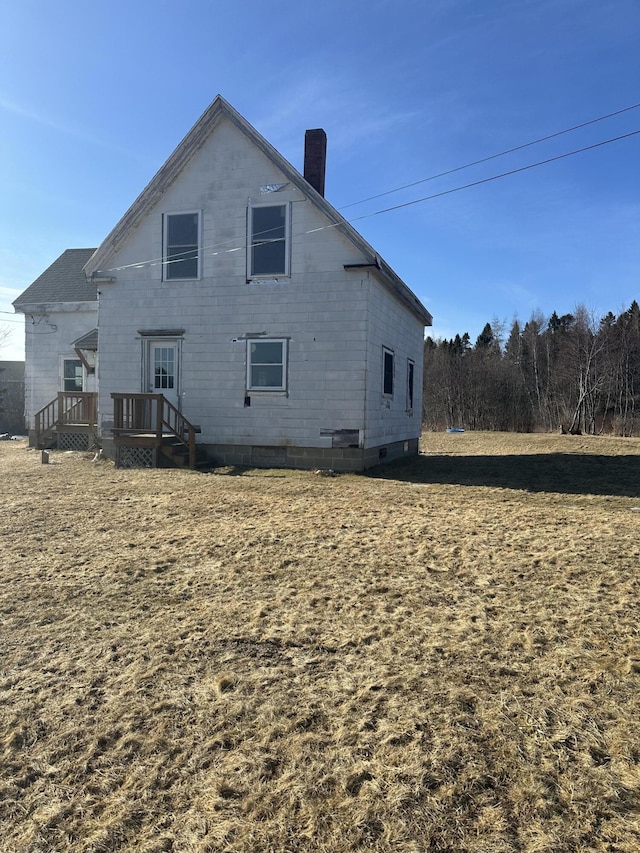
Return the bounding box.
[248,203,290,277]
[164,212,200,280]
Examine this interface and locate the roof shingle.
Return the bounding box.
[13,249,97,308]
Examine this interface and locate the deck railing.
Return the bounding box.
[34,392,97,447]
[58,392,97,427]
[111,393,198,469]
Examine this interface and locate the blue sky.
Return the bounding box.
[1,0,639,360]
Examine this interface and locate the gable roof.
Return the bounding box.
[85,96,432,325]
[13,249,97,309]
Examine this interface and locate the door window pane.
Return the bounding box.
[154,347,175,390]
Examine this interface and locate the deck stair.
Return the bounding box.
[159,435,209,469]
[112,393,204,470]
[34,392,98,450]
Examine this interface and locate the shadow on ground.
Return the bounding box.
[369,454,640,498]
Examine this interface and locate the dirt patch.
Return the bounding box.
[1,434,639,852]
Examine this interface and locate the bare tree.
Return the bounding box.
[561,306,607,435]
[0,324,11,351]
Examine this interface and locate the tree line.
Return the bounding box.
[423,301,640,435]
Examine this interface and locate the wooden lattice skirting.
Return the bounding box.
[57,432,91,452]
[115,446,157,469]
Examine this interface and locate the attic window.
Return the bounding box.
[164,211,201,280]
[248,203,290,278]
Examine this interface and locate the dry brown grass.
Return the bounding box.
[1,432,639,852]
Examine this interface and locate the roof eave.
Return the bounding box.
[12,300,98,315]
[84,96,232,277]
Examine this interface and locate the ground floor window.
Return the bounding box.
[62,359,83,392]
[247,339,288,391]
[407,358,415,413]
[383,347,394,396]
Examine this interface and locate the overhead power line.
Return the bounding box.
[339,101,640,210]
[101,126,640,275]
[347,128,640,223]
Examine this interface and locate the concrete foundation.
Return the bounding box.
[198,437,419,472]
[101,436,419,471]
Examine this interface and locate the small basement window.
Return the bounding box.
[383,347,394,396]
[164,211,201,280]
[247,339,288,391]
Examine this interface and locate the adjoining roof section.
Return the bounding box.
[71,328,98,351]
[13,249,97,310]
[0,361,25,379]
[85,96,432,326]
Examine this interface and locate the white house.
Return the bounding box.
[14,96,432,471]
[13,249,98,450]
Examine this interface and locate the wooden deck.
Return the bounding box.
[111,393,201,469]
[34,392,98,449]
[33,391,203,468]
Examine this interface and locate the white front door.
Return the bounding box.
[149,342,179,408]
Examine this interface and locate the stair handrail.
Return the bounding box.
[160,397,197,470]
[58,392,97,426]
[34,397,58,447]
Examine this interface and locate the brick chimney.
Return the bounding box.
[304,128,327,197]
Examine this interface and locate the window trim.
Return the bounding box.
[247,202,291,279]
[246,338,288,392]
[163,210,202,281]
[382,346,395,397]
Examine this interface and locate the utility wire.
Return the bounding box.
[347,128,640,223]
[339,101,640,210]
[4,103,639,282]
[95,103,640,273]
[101,126,639,275]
